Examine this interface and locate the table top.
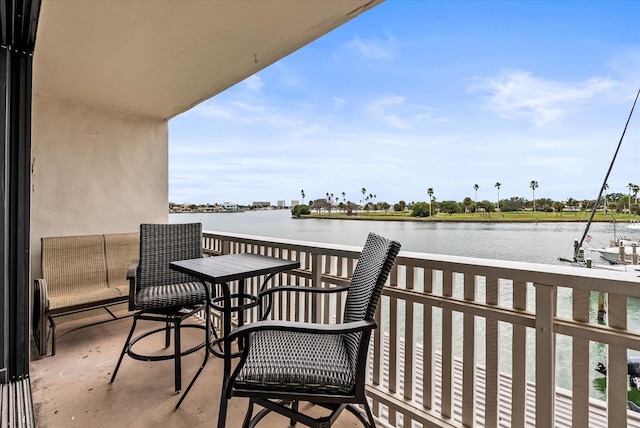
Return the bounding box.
[170,253,300,284]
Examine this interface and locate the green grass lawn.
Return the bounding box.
[305,210,639,223]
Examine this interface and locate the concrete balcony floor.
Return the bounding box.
[29,305,364,428]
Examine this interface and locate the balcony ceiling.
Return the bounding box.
[33,0,382,120]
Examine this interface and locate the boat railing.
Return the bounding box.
[202,230,640,427]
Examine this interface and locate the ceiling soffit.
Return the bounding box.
[34,0,382,120]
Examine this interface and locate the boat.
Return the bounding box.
[629,220,640,230]
[595,357,640,412]
[585,237,640,264]
[582,216,640,265]
[559,89,640,271]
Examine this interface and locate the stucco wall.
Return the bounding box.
[30,96,169,278]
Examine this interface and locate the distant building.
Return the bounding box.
[252,201,271,208]
[170,204,193,213]
[277,200,286,208]
[291,199,300,207]
[222,202,238,211]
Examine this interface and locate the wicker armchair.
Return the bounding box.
[110,223,208,394]
[225,232,401,428]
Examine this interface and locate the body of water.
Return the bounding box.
[170,209,629,266]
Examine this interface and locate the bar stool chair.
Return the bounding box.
[110,222,209,394]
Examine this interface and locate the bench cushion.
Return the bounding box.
[104,232,139,296]
[48,288,123,311]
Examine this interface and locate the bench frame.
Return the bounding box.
[32,233,139,356]
[32,282,129,356]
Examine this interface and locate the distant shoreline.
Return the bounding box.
[298,214,623,223]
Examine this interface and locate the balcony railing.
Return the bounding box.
[202,230,640,427]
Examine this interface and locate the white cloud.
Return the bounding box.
[364,94,410,129]
[345,34,394,60]
[332,97,346,109]
[244,75,265,91]
[363,94,432,130]
[191,99,301,129]
[468,70,618,126]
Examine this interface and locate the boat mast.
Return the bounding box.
[576,88,640,259]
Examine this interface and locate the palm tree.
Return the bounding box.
[361,188,366,207]
[342,192,346,203]
[567,197,577,215]
[463,197,472,213]
[427,187,434,217]
[630,183,635,213]
[603,182,609,213]
[633,184,639,207]
[301,189,305,205]
[473,184,479,213]
[495,182,501,211]
[530,180,539,212]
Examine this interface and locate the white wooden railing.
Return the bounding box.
[202,230,640,428]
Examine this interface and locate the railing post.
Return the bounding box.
[310,253,321,323]
[462,273,476,427]
[535,283,555,427]
[485,275,499,427]
[572,288,590,428]
[221,239,230,255]
[404,266,415,402]
[441,271,453,419]
[608,292,628,428]
[511,280,528,428]
[422,268,433,412]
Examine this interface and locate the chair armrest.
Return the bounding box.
[127,260,139,311]
[33,278,49,310]
[32,279,50,356]
[259,283,349,299]
[226,318,376,342]
[258,284,349,319]
[126,260,139,280]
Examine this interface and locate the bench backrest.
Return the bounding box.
[41,233,140,298]
[104,232,140,292]
[41,234,108,299]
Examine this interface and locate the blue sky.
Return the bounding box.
[169,0,640,206]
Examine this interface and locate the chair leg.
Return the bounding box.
[362,401,376,428]
[110,316,138,384]
[345,402,376,428]
[165,316,171,348]
[242,400,254,428]
[174,317,182,393]
[49,316,57,356]
[176,303,212,409]
[218,395,229,428]
[290,401,299,427]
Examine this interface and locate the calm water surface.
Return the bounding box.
[170,209,625,265]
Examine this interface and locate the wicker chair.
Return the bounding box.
[110,223,208,394]
[225,232,401,428]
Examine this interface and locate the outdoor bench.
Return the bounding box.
[32,232,139,356]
